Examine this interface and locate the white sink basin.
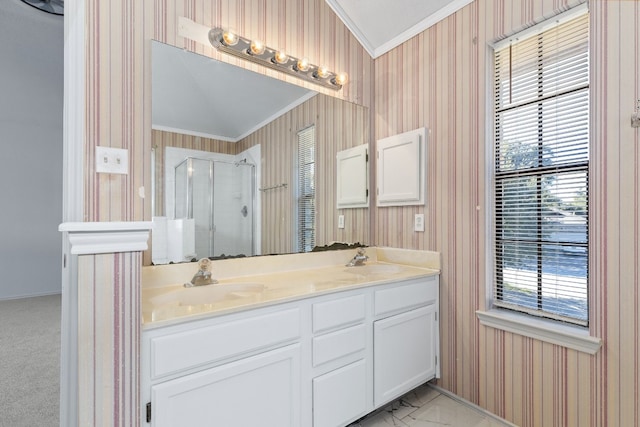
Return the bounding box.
[343,264,403,275]
[150,282,266,307]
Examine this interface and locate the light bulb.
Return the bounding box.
[274,50,289,64]
[314,65,330,79]
[296,58,310,72]
[333,72,348,86]
[222,31,238,46]
[249,39,265,55]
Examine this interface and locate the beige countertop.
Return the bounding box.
[142,247,440,329]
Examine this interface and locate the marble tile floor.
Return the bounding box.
[347,383,514,427]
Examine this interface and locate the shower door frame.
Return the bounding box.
[175,156,256,258]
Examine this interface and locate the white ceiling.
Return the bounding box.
[324,0,474,58]
[152,41,316,142]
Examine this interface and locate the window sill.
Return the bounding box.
[476,309,601,355]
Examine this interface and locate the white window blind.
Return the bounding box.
[493,11,589,326]
[297,126,316,253]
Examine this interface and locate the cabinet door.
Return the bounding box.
[373,305,436,407]
[376,128,426,207]
[336,144,369,209]
[313,359,368,427]
[151,344,300,427]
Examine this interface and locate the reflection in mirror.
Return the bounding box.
[149,40,369,265]
[173,155,255,259]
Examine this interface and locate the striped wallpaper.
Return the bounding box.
[77,252,142,426]
[374,0,639,426]
[79,0,640,425]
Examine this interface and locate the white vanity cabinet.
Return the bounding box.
[142,274,439,427]
[373,276,440,407]
[142,306,303,427]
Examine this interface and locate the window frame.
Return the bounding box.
[491,5,590,327]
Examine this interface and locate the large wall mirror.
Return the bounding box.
[148,41,369,265]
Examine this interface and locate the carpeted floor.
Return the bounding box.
[0,294,60,427]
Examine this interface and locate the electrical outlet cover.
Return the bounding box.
[96,146,129,174]
[414,213,425,232]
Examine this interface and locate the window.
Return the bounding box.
[493,11,589,326]
[296,126,316,252]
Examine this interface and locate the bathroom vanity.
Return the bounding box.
[141,248,440,427]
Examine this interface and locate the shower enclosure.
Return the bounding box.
[174,157,255,259]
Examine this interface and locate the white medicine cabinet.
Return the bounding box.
[336,144,369,209]
[376,128,427,207]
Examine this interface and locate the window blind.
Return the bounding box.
[493,12,589,326]
[297,126,316,253]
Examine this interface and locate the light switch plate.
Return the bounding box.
[338,215,345,229]
[414,213,425,232]
[96,146,129,174]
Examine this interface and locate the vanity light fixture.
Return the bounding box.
[313,65,330,79]
[249,39,265,56]
[295,57,310,72]
[334,72,349,86]
[209,27,347,90]
[274,50,289,65]
[222,30,239,46]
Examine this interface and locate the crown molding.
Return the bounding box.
[324,0,376,58]
[373,0,474,58]
[325,0,474,59]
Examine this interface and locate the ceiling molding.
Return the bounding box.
[373,0,474,57]
[325,0,475,59]
[233,92,318,142]
[151,125,238,143]
[324,0,376,58]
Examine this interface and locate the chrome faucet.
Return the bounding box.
[346,248,369,267]
[184,258,218,287]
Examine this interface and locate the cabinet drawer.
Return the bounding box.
[313,323,366,367]
[374,277,437,318]
[312,294,366,334]
[150,308,300,379]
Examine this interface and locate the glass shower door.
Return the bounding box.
[190,158,214,259]
[175,158,213,260]
[175,157,255,260]
[211,161,254,257]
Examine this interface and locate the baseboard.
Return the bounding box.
[427,383,518,427]
[0,290,62,302]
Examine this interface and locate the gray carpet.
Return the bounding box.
[0,294,60,427]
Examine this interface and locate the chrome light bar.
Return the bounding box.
[208,28,347,91]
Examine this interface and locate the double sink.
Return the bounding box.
[143,263,410,324]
